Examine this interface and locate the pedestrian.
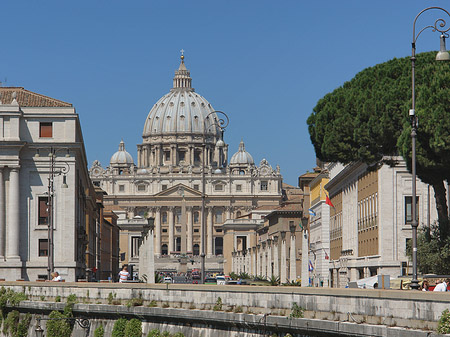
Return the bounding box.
[421,280,429,291]
[119,265,129,283]
[433,278,450,291]
[51,271,62,282]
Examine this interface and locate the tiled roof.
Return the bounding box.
[0,87,72,107]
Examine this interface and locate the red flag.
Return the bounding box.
[324,251,329,260]
[326,195,334,208]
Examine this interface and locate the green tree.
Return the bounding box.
[308,51,450,247]
[94,325,105,337]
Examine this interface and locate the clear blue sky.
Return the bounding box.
[1,1,447,185]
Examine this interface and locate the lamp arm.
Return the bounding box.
[413,6,450,43]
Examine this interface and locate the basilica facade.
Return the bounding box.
[90,56,283,274]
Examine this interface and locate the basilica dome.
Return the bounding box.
[143,56,221,138]
[230,140,254,165]
[110,140,134,167]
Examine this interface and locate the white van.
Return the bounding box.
[216,275,226,285]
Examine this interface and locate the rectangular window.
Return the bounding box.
[194,211,199,224]
[39,239,48,257]
[164,151,170,161]
[193,184,199,191]
[39,122,52,138]
[162,228,168,233]
[215,228,222,232]
[175,209,181,224]
[215,210,223,223]
[179,151,186,162]
[137,185,146,192]
[194,228,199,233]
[215,184,223,191]
[162,185,167,191]
[176,227,181,233]
[260,181,268,191]
[119,185,125,192]
[236,184,242,192]
[131,236,141,257]
[194,151,201,164]
[405,196,419,223]
[38,197,48,226]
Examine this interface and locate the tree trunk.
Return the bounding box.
[431,180,450,242]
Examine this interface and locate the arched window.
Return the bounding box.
[215,237,223,255]
[193,244,200,256]
[161,244,168,255]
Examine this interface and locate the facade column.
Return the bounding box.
[207,207,213,257]
[267,240,272,279]
[273,236,279,279]
[301,230,310,287]
[231,252,235,273]
[154,207,161,257]
[262,243,267,277]
[289,232,297,281]
[168,207,174,254]
[0,168,4,258]
[280,232,287,283]
[186,206,193,253]
[7,167,20,259]
[251,247,256,276]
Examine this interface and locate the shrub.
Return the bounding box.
[213,297,223,311]
[234,306,243,313]
[112,318,127,337]
[172,333,185,337]
[16,312,31,337]
[290,303,304,318]
[127,297,144,308]
[161,332,170,337]
[47,311,72,337]
[269,275,280,286]
[94,325,105,337]
[124,318,142,337]
[147,329,161,337]
[108,292,115,304]
[438,309,450,334]
[55,295,61,302]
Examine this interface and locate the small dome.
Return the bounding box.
[230,140,254,165]
[110,140,134,167]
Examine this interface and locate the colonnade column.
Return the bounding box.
[207,207,213,257]
[251,247,256,276]
[168,207,174,254]
[0,168,4,259]
[273,237,279,279]
[154,207,161,257]
[267,240,272,279]
[289,232,297,281]
[7,168,20,259]
[186,206,193,253]
[280,232,287,283]
[256,245,261,276]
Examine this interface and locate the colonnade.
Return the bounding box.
[232,231,298,282]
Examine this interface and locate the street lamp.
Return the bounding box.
[35,316,90,337]
[36,147,71,280]
[410,7,450,290]
[200,110,229,283]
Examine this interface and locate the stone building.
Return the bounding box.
[90,56,283,274]
[325,159,438,288]
[0,87,96,281]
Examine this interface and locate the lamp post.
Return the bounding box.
[35,316,90,337]
[201,110,229,283]
[410,7,450,290]
[36,147,70,280]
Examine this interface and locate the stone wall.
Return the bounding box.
[2,282,449,331]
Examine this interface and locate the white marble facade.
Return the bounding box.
[90,56,283,273]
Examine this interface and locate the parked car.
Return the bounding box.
[204,277,217,284]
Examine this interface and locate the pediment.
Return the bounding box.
[154,183,202,197]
